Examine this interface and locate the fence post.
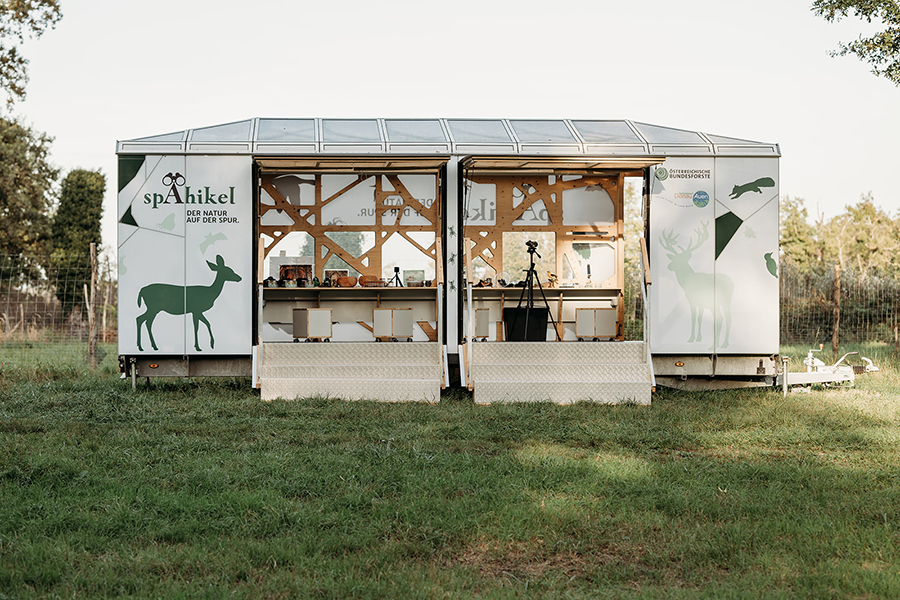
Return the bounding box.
[89,243,98,370]
[832,263,840,363]
[102,256,110,343]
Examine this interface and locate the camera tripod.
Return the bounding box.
[509,242,560,341]
[387,266,403,287]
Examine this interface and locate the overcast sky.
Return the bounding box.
[15,0,900,256]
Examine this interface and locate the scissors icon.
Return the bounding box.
[162,172,185,187]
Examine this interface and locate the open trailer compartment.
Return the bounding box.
[117,118,782,400]
[254,159,445,401]
[459,157,661,404]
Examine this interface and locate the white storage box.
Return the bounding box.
[575,307,617,340]
[293,308,332,340]
[464,307,490,340]
[374,308,413,340]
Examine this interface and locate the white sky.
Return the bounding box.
[15,0,900,257]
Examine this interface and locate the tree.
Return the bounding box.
[0,116,56,273]
[50,169,105,314]
[623,180,644,278]
[779,195,819,270]
[813,192,899,274]
[298,230,368,278]
[51,169,104,254]
[818,192,900,274]
[812,0,900,86]
[0,0,61,106]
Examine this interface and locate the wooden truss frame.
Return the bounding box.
[463,172,625,290]
[258,172,442,281]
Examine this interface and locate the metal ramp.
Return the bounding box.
[468,341,653,405]
[260,342,441,402]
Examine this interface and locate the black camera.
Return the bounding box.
[525,240,538,250]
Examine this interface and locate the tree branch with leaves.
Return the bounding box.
[0,0,62,106]
[812,0,900,86]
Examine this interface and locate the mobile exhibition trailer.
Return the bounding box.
[117,119,781,402]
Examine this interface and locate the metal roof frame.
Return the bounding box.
[117,118,781,158]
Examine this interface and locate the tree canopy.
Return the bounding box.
[0,0,61,106]
[51,168,103,253]
[50,168,105,314]
[779,195,819,271]
[780,193,900,275]
[812,0,900,85]
[0,116,56,259]
[819,192,900,273]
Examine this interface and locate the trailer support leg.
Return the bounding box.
[782,356,788,397]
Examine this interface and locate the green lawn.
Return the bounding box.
[1,349,899,598]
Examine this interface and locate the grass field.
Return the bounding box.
[1,346,899,598]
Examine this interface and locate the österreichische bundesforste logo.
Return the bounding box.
[655,167,669,181]
[692,191,710,208]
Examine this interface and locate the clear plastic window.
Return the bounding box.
[571,120,641,144]
[384,120,447,142]
[257,119,316,142]
[321,120,381,143]
[502,232,556,285]
[446,120,511,143]
[508,120,574,143]
[190,121,253,142]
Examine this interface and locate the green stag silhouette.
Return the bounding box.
[660,222,733,349]
[136,254,242,352]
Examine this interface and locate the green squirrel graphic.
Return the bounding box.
[729,177,775,199]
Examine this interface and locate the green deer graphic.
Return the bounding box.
[136,254,242,352]
[660,222,733,349]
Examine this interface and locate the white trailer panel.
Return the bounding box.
[117,155,253,356]
[649,156,778,356]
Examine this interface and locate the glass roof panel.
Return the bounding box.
[705,133,767,145]
[632,122,705,144]
[509,120,575,142]
[322,119,381,143]
[190,120,253,142]
[257,119,316,141]
[125,118,775,155]
[134,131,186,142]
[571,120,642,144]
[384,119,447,142]
[446,120,511,143]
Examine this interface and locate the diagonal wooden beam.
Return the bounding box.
[322,175,369,207]
[260,179,309,226]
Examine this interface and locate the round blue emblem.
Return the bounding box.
[693,191,710,208]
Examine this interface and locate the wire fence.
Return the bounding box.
[2,253,898,373]
[0,252,118,371]
[779,260,900,350]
